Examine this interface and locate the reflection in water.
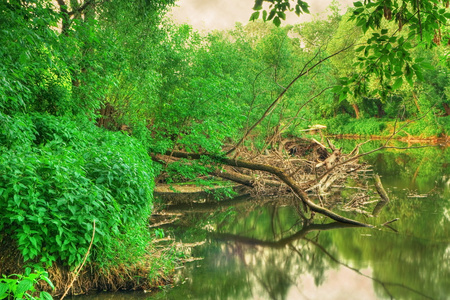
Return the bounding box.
[153,200,445,300]
[76,144,449,300]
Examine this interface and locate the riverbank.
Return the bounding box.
[328,133,450,145]
[0,234,186,298]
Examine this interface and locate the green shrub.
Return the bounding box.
[319,114,449,138]
[0,113,36,150]
[0,113,156,268]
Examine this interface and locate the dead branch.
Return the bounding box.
[215,167,282,188]
[374,174,390,202]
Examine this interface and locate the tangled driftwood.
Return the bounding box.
[152,137,380,228]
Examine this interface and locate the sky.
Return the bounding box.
[169,0,355,31]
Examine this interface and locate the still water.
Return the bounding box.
[77,141,450,300]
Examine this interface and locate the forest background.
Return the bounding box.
[1,0,449,298]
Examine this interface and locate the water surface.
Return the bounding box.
[77,142,450,300]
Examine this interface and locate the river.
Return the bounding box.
[74,141,449,300]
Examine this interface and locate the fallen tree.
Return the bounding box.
[151,137,377,228]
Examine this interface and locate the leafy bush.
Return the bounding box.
[0,268,54,300]
[0,113,156,268]
[403,115,447,137]
[317,113,450,138]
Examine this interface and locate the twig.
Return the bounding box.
[382,218,399,226]
[60,220,96,300]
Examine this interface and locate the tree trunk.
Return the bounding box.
[443,102,450,116]
[412,92,421,113]
[352,103,360,119]
[214,167,283,188]
[373,174,389,202]
[56,0,71,34]
[375,100,385,118]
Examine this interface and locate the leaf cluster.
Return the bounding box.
[0,268,53,300]
[252,0,310,27]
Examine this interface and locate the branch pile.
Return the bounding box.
[152,137,376,227]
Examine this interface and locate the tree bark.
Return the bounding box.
[374,174,390,203]
[375,100,386,118]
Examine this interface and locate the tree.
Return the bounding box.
[0,0,180,292]
[253,0,450,101]
[0,0,70,115]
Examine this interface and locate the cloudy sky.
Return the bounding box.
[170,0,355,31]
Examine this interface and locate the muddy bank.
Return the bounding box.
[0,237,181,298]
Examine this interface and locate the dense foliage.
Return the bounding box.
[0,114,155,267]
[0,0,168,279]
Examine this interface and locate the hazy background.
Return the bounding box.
[170,0,354,31]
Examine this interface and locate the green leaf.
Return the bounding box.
[277,11,286,20]
[414,68,424,81]
[300,3,310,14]
[262,10,268,21]
[16,279,33,295]
[268,10,276,21]
[354,8,364,15]
[40,291,53,300]
[253,0,263,10]
[331,85,342,94]
[339,90,348,102]
[353,1,363,7]
[0,283,9,297]
[250,11,260,21]
[273,16,281,27]
[392,77,403,90]
[420,62,434,70]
